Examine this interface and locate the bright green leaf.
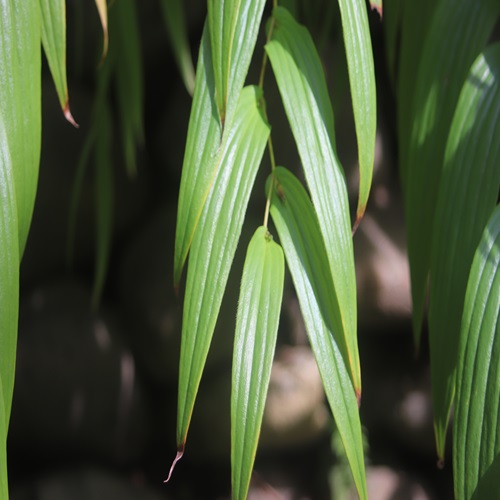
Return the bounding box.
[404,0,500,350]
[0,0,41,255]
[231,226,284,500]
[94,0,108,60]
[159,0,195,95]
[336,0,377,225]
[266,6,360,392]
[268,167,366,500]
[454,203,500,500]
[174,86,270,460]
[173,24,223,287]
[429,43,500,459]
[207,0,267,124]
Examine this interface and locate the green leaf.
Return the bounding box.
[94,0,108,60]
[266,7,360,392]
[268,167,366,500]
[404,0,500,348]
[429,43,500,459]
[231,226,284,500]
[173,24,223,287]
[382,0,403,85]
[336,0,376,225]
[453,203,500,500]
[207,0,267,124]
[0,0,41,255]
[159,0,195,95]
[40,0,77,126]
[174,86,270,459]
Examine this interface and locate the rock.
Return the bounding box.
[9,280,151,465]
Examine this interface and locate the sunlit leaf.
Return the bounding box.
[336,0,376,225]
[173,86,270,467]
[429,43,500,460]
[231,226,284,500]
[266,6,360,392]
[95,0,108,60]
[159,0,195,95]
[174,24,223,287]
[454,203,500,500]
[40,0,77,126]
[404,0,500,353]
[0,0,41,255]
[268,167,366,500]
[207,0,267,124]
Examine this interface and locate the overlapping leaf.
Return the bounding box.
[453,203,500,500]
[173,25,223,287]
[404,0,500,351]
[268,167,366,500]
[336,0,376,225]
[429,43,500,459]
[159,0,195,95]
[175,86,270,459]
[231,226,284,500]
[266,7,360,392]
[207,0,266,125]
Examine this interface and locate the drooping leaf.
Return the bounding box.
[231,226,284,500]
[336,0,376,225]
[404,0,500,350]
[266,7,360,392]
[207,0,267,125]
[453,203,500,500]
[174,86,270,464]
[268,167,366,500]
[0,0,41,255]
[429,43,500,459]
[40,0,77,126]
[94,0,108,60]
[174,24,223,287]
[159,0,195,95]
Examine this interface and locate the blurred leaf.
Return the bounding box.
[266,7,360,392]
[95,0,108,60]
[40,0,78,126]
[429,43,500,459]
[336,0,376,225]
[404,0,500,350]
[231,226,284,500]
[369,0,382,17]
[268,167,367,500]
[0,0,41,255]
[382,0,402,84]
[109,0,143,176]
[453,203,500,500]
[159,0,195,95]
[207,0,267,124]
[174,24,223,287]
[175,86,270,455]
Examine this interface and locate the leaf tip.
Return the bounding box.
[63,102,79,129]
[352,207,365,235]
[436,456,445,470]
[356,388,362,408]
[164,445,185,483]
[370,2,383,19]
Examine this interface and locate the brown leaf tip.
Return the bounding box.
[164,445,185,483]
[63,103,79,129]
[371,4,383,19]
[356,388,362,409]
[437,457,445,470]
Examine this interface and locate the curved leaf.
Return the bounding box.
[268,167,366,500]
[453,203,500,500]
[174,86,270,460]
[207,0,267,124]
[231,226,284,500]
[429,43,500,459]
[336,0,376,225]
[266,7,360,392]
[174,24,223,287]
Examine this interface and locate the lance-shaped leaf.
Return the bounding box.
[0,0,41,255]
[404,0,500,348]
[231,226,284,500]
[207,0,267,124]
[95,0,108,60]
[173,86,270,465]
[268,167,366,500]
[336,0,376,225]
[174,25,223,287]
[266,7,360,392]
[40,0,77,126]
[453,204,500,500]
[429,44,500,460]
[159,0,195,95]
